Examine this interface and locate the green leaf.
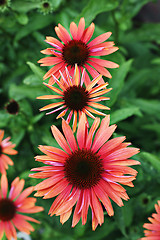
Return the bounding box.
[114,207,127,237]
[142,124,160,135]
[9,84,49,100]
[122,69,150,95]
[14,14,54,42]
[114,201,134,237]
[11,127,25,146]
[151,57,160,65]
[108,59,133,107]
[27,61,45,80]
[19,170,31,180]
[0,111,10,128]
[23,74,42,86]
[11,1,39,13]
[124,23,160,44]
[81,220,116,240]
[50,0,64,9]
[74,0,119,25]
[15,13,29,25]
[110,106,142,124]
[128,99,160,119]
[140,152,160,172]
[31,113,44,124]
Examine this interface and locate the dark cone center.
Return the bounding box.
[43,2,49,8]
[64,149,104,189]
[0,0,6,6]
[62,40,89,66]
[0,199,17,221]
[6,100,19,115]
[63,85,89,111]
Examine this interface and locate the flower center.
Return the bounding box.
[0,199,17,221]
[6,100,19,115]
[43,2,49,8]
[64,149,104,189]
[63,85,89,111]
[0,0,6,6]
[62,40,89,66]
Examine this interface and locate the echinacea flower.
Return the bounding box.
[37,64,111,132]
[0,130,17,174]
[38,17,119,85]
[30,113,140,230]
[0,174,44,240]
[141,201,160,239]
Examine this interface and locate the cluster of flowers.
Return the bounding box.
[0,18,159,239]
[0,130,43,239]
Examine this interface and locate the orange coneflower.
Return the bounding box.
[0,174,44,240]
[38,17,119,85]
[0,130,17,174]
[141,201,160,239]
[37,64,111,132]
[30,113,140,230]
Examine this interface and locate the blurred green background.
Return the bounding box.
[1,0,160,239]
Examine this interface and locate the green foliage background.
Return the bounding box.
[1,0,160,239]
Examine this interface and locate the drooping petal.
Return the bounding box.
[51,125,71,154]
[1,174,8,198]
[62,119,77,152]
[77,112,87,149]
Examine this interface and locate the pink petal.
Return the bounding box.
[55,24,71,44]
[9,178,25,200]
[72,111,77,133]
[77,17,85,40]
[38,57,62,66]
[90,47,119,56]
[56,188,80,215]
[49,185,72,216]
[15,186,34,205]
[86,74,102,91]
[98,136,126,156]
[94,183,114,216]
[43,179,69,199]
[87,60,112,78]
[1,174,8,198]
[34,174,64,190]
[88,32,112,47]
[62,119,78,151]
[43,82,63,95]
[89,58,119,68]
[77,112,87,149]
[43,62,66,80]
[45,36,64,48]
[0,130,4,143]
[40,102,64,112]
[82,23,95,43]
[70,21,78,39]
[104,147,140,161]
[92,125,117,152]
[85,64,105,84]
[90,188,104,225]
[85,117,100,149]
[60,208,72,224]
